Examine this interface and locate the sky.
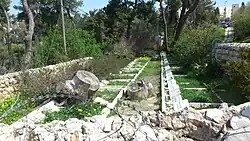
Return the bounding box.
[9,0,248,15]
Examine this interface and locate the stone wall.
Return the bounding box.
[212,43,250,63]
[0,58,92,98]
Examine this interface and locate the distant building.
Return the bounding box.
[231,4,240,16]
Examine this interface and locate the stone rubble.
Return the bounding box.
[2,102,250,140]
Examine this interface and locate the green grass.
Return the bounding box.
[0,90,44,125]
[181,89,214,103]
[108,81,128,86]
[94,90,120,102]
[175,76,204,88]
[42,103,103,123]
[108,74,135,80]
[137,61,160,79]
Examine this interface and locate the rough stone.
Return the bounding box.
[223,126,250,141]
[172,117,185,130]
[230,116,250,130]
[205,109,224,123]
[241,105,250,118]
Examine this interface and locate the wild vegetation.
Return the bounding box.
[1,0,250,124]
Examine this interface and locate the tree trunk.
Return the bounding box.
[159,0,169,52]
[22,0,35,69]
[126,18,133,39]
[172,0,200,46]
[2,7,13,69]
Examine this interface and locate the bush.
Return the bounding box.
[222,48,250,98]
[173,26,224,75]
[232,6,250,41]
[33,27,103,67]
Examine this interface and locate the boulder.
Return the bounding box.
[205,109,224,123]
[222,126,250,141]
[230,116,250,130]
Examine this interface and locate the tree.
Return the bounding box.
[22,0,35,69]
[173,0,200,44]
[157,0,169,51]
[0,0,12,68]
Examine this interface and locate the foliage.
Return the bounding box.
[33,27,103,67]
[232,5,250,41]
[222,48,250,98]
[173,26,224,76]
[175,75,204,88]
[0,89,45,125]
[181,89,213,102]
[43,103,103,123]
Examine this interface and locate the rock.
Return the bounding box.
[157,129,175,141]
[219,103,229,111]
[222,126,250,141]
[172,117,185,130]
[230,116,250,130]
[65,118,84,134]
[205,109,224,123]
[241,105,250,118]
[133,125,158,141]
[103,119,113,133]
[33,126,55,141]
[161,116,173,129]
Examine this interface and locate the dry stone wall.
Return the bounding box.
[212,43,250,63]
[0,58,92,98]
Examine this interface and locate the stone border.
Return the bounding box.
[0,57,92,98]
[160,52,189,113]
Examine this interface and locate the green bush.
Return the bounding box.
[173,26,224,75]
[43,103,103,123]
[222,48,250,98]
[232,6,250,41]
[33,27,103,67]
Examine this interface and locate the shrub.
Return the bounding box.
[33,27,103,67]
[222,48,250,98]
[232,6,250,41]
[173,26,224,75]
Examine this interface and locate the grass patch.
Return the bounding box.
[108,81,128,86]
[181,89,214,103]
[175,76,204,88]
[108,74,135,80]
[137,61,160,79]
[95,90,119,102]
[42,103,103,123]
[0,90,46,125]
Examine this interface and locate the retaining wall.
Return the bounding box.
[212,43,250,63]
[0,58,92,98]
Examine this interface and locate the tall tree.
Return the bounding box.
[0,0,12,68]
[173,0,200,43]
[157,0,169,51]
[22,0,35,69]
